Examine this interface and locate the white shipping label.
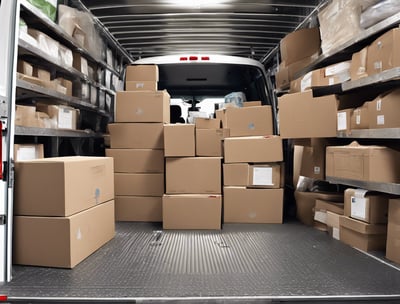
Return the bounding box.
[374,61,382,71]
[314,211,327,224]
[76,228,82,240]
[136,107,144,115]
[337,112,347,131]
[252,167,273,186]
[58,109,73,129]
[377,115,385,125]
[17,147,37,161]
[354,188,368,198]
[356,114,361,125]
[328,77,335,85]
[351,196,367,221]
[301,72,312,91]
[136,83,145,89]
[314,166,321,174]
[376,99,382,111]
[332,228,340,240]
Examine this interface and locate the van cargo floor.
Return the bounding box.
[3,222,400,303]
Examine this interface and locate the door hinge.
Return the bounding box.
[0,215,6,225]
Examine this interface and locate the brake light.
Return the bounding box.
[180,57,188,61]
[0,295,8,301]
[189,56,198,61]
[201,56,210,60]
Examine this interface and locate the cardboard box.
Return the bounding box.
[164,124,195,157]
[223,163,282,189]
[351,104,369,129]
[195,118,221,129]
[14,156,114,216]
[126,65,159,81]
[15,105,37,127]
[344,189,389,224]
[387,199,400,264]
[367,89,400,129]
[218,106,273,137]
[115,91,170,123]
[280,27,320,65]
[367,28,400,76]
[196,128,229,157]
[295,138,330,180]
[276,64,289,89]
[108,123,164,149]
[106,149,164,173]
[337,109,353,132]
[165,157,221,194]
[314,199,344,225]
[125,81,158,91]
[311,61,351,87]
[244,101,262,107]
[32,67,51,81]
[13,200,115,268]
[58,78,73,96]
[14,144,44,161]
[224,136,282,163]
[294,191,343,226]
[36,104,78,129]
[115,196,162,222]
[339,216,387,252]
[223,187,284,224]
[162,194,222,230]
[350,47,368,80]
[278,90,338,138]
[326,142,400,183]
[72,53,88,76]
[326,211,341,240]
[17,60,33,76]
[114,173,164,196]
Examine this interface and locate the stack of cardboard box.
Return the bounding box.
[107,65,170,222]
[13,156,115,268]
[387,199,400,264]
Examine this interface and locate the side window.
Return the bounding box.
[170,98,189,122]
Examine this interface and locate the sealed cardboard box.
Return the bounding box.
[295,138,330,180]
[14,144,44,161]
[114,173,164,196]
[106,149,164,173]
[15,156,114,217]
[36,104,78,129]
[13,200,115,268]
[223,163,281,188]
[108,123,164,149]
[294,191,343,226]
[166,157,221,194]
[163,194,222,230]
[115,196,162,222]
[164,124,195,157]
[224,136,282,163]
[17,60,33,76]
[276,63,289,89]
[115,91,170,123]
[72,53,88,76]
[367,89,400,129]
[15,105,38,127]
[223,187,284,224]
[125,81,158,91]
[195,118,221,129]
[314,199,344,225]
[244,101,262,107]
[218,106,273,137]
[326,211,341,240]
[278,90,338,138]
[223,163,248,186]
[350,47,368,80]
[344,189,389,224]
[387,199,400,264]
[351,104,369,129]
[311,61,351,87]
[126,65,159,81]
[326,142,400,183]
[339,216,387,252]
[196,128,229,157]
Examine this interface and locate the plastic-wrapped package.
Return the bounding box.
[58,44,73,67]
[361,0,400,29]
[361,0,382,11]
[28,29,59,61]
[318,0,363,54]
[27,0,57,22]
[223,92,246,108]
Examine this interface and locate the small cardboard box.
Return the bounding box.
[196,128,229,157]
[164,124,195,157]
[17,60,33,76]
[126,65,159,81]
[350,47,368,80]
[166,157,221,194]
[314,199,344,225]
[115,91,170,123]
[311,61,351,87]
[223,187,284,224]
[367,89,400,129]
[108,123,164,149]
[36,104,78,130]
[162,194,222,230]
[114,173,164,196]
[13,200,115,268]
[72,52,88,76]
[115,196,162,222]
[351,104,369,130]
[339,216,387,252]
[326,211,341,240]
[125,81,158,91]
[386,199,400,264]
[14,156,114,217]
[326,142,400,183]
[106,149,164,173]
[278,90,338,138]
[14,144,44,161]
[344,189,389,224]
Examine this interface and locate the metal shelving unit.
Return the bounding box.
[337,128,400,139]
[15,125,102,138]
[342,67,400,92]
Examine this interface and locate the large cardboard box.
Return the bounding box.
[367,89,400,129]
[223,187,284,224]
[326,142,400,183]
[106,149,164,173]
[367,28,400,76]
[217,106,273,137]
[126,65,159,81]
[114,173,164,196]
[14,156,114,217]
[339,216,387,252]
[108,123,164,149]
[294,191,343,226]
[115,91,170,123]
[115,196,162,222]
[351,104,369,130]
[162,194,222,230]
[125,81,157,91]
[344,189,389,224]
[13,200,115,268]
[278,90,338,138]
[224,136,282,163]
[280,28,320,65]
[223,163,282,189]
[164,124,195,157]
[387,199,400,264]
[165,157,221,194]
[14,144,44,161]
[196,128,229,157]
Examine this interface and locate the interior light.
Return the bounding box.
[169,0,227,8]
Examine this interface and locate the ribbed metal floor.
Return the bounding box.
[2,222,400,303]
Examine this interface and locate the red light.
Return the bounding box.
[180,57,188,61]
[0,295,8,301]
[201,56,210,60]
[189,56,198,61]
